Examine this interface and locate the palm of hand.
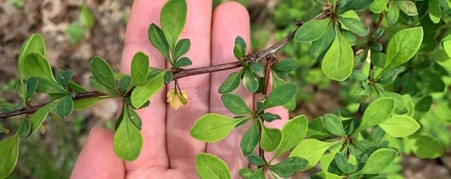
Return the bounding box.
[71,1,287,179]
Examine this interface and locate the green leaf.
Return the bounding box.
[148,23,170,61]
[55,69,73,87]
[379,115,420,137]
[295,18,330,42]
[163,71,173,84]
[23,52,55,81]
[337,0,373,13]
[394,1,418,16]
[339,17,368,36]
[260,125,282,152]
[369,0,389,13]
[259,83,297,111]
[90,56,117,94]
[18,119,31,138]
[18,34,46,79]
[219,71,242,94]
[260,112,281,122]
[174,39,190,60]
[0,133,19,178]
[29,104,51,135]
[359,148,397,174]
[243,70,259,93]
[355,97,395,133]
[249,62,264,76]
[409,135,444,159]
[386,4,400,25]
[80,5,95,29]
[175,57,192,67]
[221,94,252,115]
[113,107,143,161]
[311,21,336,60]
[127,107,142,129]
[381,27,423,74]
[56,96,74,118]
[429,0,441,23]
[74,97,104,111]
[191,113,246,142]
[276,115,308,156]
[272,59,299,72]
[323,114,346,136]
[234,36,247,60]
[36,77,67,94]
[270,157,308,178]
[247,154,266,166]
[195,153,231,179]
[321,32,354,81]
[241,121,259,156]
[290,139,338,170]
[130,52,149,87]
[25,77,38,101]
[131,72,165,108]
[161,0,187,50]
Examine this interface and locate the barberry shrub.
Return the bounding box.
[1,0,450,178]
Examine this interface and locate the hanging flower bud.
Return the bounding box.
[167,89,188,110]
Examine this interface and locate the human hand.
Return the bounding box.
[71,1,288,178]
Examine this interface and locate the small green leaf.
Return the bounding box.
[290,139,338,170]
[163,71,173,84]
[272,59,299,72]
[323,114,346,136]
[243,70,259,93]
[23,52,55,81]
[0,133,19,178]
[191,113,246,142]
[369,0,390,13]
[36,77,67,94]
[379,115,420,137]
[221,94,252,115]
[429,0,441,23]
[260,125,282,152]
[339,17,368,36]
[174,39,191,60]
[18,119,31,138]
[359,148,397,174]
[337,0,373,13]
[241,121,259,155]
[260,112,281,122]
[131,72,165,108]
[80,5,95,29]
[249,62,264,76]
[295,19,330,42]
[113,107,143,161]
[276,115,308,156]
[409,135,444,159]
[161,0,187,50]
[311,21,336,60]
[29,104,51,135]
[260,83,297,111]
[386,4,400,25]
[234,36,247,60]
[195,153,231,179]
[247,154,266,166]
[148,23,170,61]
[394,1,418,16]
[321,32,354,81]
[381,27,423,75]
[90,56,117,94]
[175,57,192,67]
[55,69,73,87]
[127,107,142,129]
[355,97,395,133]
[270,157,308,178]
[219,71,242,94]
[130,52,149,87]
[74,97,104,111]
[18,33,46,79]
[56,96,74,118]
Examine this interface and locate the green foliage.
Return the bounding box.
[161,0,187,50]
[113,105,143,161]
[195,153,231,179]
[221,94,252,115]
[321,32,354,81]
[290,139,340,170]
[0,133,19,178]
[359,148,398,174]
[130,72,165,108]
[190,113,248,142]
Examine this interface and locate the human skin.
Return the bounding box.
[70,1,288,178]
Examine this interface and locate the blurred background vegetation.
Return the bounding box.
[0,0,450,178]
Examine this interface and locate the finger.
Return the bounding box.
[70,128,124,179]
[207,2,251,177]
[166,0,213,170]
[120,0,169,170]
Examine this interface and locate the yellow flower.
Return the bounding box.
[167,89,188,110]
